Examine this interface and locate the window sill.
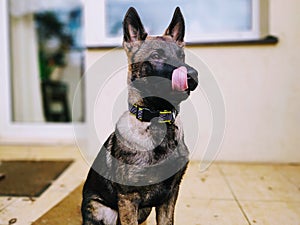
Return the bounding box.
[186,35,279,47]
[86,35,279,50]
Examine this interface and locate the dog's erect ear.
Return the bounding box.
[123,7,147,43]
[164,7,185,44]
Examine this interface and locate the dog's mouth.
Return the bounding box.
[172,66,188,91]
[171,66,198,92]
[130,64,198,106]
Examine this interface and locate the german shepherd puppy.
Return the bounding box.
[82,7,198,225]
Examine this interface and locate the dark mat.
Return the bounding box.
[0,160,73,197]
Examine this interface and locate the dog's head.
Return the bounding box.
[123,7,198,109]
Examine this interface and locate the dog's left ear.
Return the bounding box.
[164,7,185,44]
[123,7,148,43]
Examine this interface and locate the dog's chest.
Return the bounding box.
[109,112,189,188]
[139,175,183,206]
[116,112,184,153]
[116,166,187,208]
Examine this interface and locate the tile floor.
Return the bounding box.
[0,145,300,225]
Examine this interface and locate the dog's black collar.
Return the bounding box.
[129,104,178,124]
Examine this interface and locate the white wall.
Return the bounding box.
[85,0,300,163]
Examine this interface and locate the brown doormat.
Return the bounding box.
[33,184,147,225]
[0,160,73,197]
[33,183,83,225]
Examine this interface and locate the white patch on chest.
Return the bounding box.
[116,112,184,151]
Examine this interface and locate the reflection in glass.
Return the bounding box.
[106,0,252,37]
[9,0,84,122]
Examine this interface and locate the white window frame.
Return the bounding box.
[85,0,269,47]
[0,0,85,144]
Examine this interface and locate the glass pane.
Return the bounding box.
[106,0,252,37]
[9,0,84,123]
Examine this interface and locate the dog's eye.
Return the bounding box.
[150,52,161,60]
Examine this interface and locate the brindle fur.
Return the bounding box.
[82,7,198,225]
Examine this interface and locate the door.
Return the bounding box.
[0,0,85,143]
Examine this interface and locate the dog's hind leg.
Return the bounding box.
[82,199,118,225]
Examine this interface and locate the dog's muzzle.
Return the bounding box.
[186,66,198,91]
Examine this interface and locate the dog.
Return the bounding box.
[81,7,198,225]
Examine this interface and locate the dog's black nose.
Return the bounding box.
[187,67,198,91]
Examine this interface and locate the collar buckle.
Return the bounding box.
[130,104,177,124]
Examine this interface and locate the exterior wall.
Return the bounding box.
[85,0,300,163]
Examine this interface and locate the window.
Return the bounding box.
[85,0,269,47]
[0,0,85,142]
[9,0,85,123]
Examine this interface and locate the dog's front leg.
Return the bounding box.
[155,187,179,225]
[118,193,139,225]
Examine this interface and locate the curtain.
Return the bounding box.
[10,14,44,122]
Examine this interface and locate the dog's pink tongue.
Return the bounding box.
[172,66,188,91]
